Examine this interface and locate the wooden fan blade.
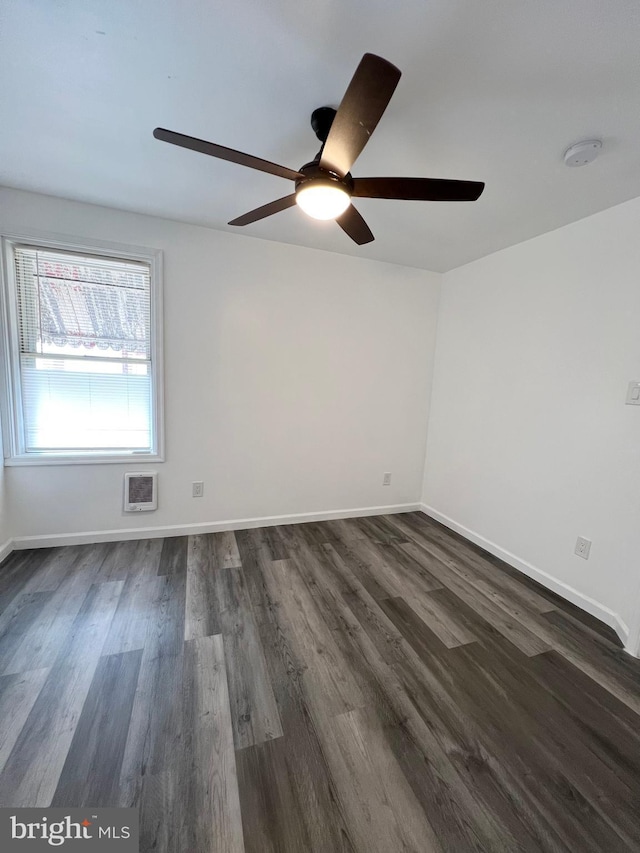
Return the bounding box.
[319,54,401,178]
[352,177,485,201]
[228,194,298,226]
[153,128,303,182]
[336,204,374,245]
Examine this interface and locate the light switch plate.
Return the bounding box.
[626,381,640,405]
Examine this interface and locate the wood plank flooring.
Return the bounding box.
[0,512,639,851]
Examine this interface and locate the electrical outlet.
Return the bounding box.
[626,380,640,405]
[383,472,391,486]
[574,536,591,560]
[192,481,204,498]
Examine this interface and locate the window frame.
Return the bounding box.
[0,230,164,466]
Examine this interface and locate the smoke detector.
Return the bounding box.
[563,139,602,167]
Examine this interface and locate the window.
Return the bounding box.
[0,235,163,464]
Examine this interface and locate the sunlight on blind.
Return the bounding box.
[15,246,153,453]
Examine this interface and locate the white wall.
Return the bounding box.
[423,196,640,652]
[0,187,440,541]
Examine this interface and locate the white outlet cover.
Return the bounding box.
[575,536,591,560]
[626,381,640,405]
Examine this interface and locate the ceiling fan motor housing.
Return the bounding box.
[295,161,353,194]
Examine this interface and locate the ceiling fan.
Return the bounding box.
[153,53,485,245]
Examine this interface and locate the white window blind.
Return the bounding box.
[13,245,155,455]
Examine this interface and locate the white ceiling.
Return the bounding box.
[2,0,640,272]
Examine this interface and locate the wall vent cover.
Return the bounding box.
[124,472,158,512]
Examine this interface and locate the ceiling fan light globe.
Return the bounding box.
[296,182,351,220]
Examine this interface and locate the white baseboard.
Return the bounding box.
[8,502,420,552]
[625,625,640,660]
[0,538,14,564]
[420,503,633,652]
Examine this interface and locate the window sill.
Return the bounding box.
[4,452,164,467]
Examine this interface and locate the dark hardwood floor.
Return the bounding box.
[1,511,639,851]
